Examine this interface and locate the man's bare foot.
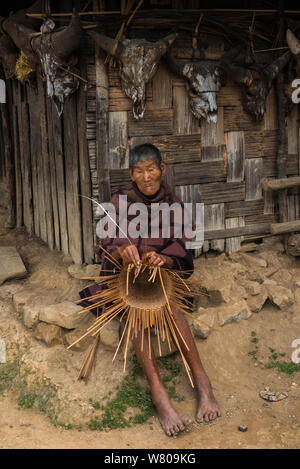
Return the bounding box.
[153,391,191,436]
[196,387,221,423]
[157,404,191,437]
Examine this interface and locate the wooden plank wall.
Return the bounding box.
[1,7,300,262]
[4,41,95,265]
[93,34,300,256]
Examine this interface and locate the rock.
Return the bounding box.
[67,264,87,279]
[39,301,88,329]
[265,283,294,310]
[191,309,215,339]
[238,425,248,432]
[13,289,37,314]
[259,389,288,402]
[62,254,74,265]
[240,253,268,269]
[0,282,22,301]
[100,318,120,350]
[247,289,268,313]
[0,339,6,363]
[67,264,101,280]
[195,289,225,308]
[63,312,96,351]
[33,322,63,346]
[237,279,262,296]
[0,247,27,285]
[23,304,41,329]
[63,328,95,351]
[218,300,252,326]
[269,269,295,289]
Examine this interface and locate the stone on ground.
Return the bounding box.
[33,322,63,346]
[39,301,88,329]
[218,300,252,326]
[0,247,27,285]
[191,308,216,339]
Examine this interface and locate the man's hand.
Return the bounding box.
[117,244,141,266]
[145,251,174,268]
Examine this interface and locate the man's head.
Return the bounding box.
[129,144,166,196]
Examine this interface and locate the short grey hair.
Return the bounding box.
[129,143,162,170]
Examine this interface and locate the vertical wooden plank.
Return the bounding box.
[20,99,34,234]
[204,203,225,252]
[38,79,54,250]
[245,158,263,201]
[264,85,277,130]
[12,83,23,228]
[16,83,26,230]
[287,106,299,155]
[95,46,111,203]
[27,86,41,237]
[173,85,200,135]
[77,54,95,264]
[0,80,15,228]
[263,178,276,215]
[46,97,60,250]
[225,131,245,182]
[51,101,69,255]
[225,217,245,254]
[200,107,224,146]
[63,94,83,264]
[108,111,129,169]
[152,61,173,109]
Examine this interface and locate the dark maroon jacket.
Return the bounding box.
[78,181,194,315]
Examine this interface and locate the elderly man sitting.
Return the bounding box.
[79,143,220,436]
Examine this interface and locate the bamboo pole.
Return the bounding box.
[26,9,300,17]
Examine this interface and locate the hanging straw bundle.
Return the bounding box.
[69,245,213,383]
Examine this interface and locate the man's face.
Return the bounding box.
[130,158,166,196]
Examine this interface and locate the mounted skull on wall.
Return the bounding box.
[0,0,45,79]
[88,31,178,119]
[165,49,222,123]
[0,9,82,115]
[218,45,291,121]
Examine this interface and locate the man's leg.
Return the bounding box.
[171,307,221,422]
[131,327,191,436]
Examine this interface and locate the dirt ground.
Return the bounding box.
[0,206,300,450]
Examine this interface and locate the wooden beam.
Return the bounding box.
[263,176,300,191]
[270,220,300,235]
[203,223,270,240]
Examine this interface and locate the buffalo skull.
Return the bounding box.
[1,10,82,115]
[88,31,178,119]
[218,45,291,121]
[165,50,222,123]
[0,0,45,79]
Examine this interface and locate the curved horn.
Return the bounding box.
[0,34,19,79]
[266,50,292,80]
[156,32,178,55]
[1,19,37,61]
[87,30,123,58]
[286,28,300,56]
[50,9,82,59]
[218,44,252,86]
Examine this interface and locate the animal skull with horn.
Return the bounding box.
[1,9,82,115]
[165,48,222,123]
[88,31,178,119]
[218,44,292,121]
[286,28,300,77]
[0,0,45,79]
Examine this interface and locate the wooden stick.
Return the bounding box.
[263,176,300,191]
